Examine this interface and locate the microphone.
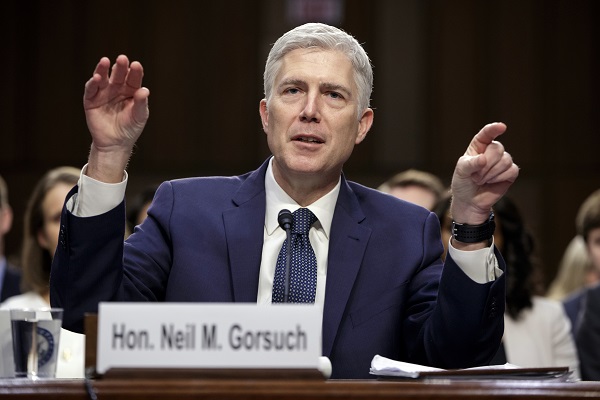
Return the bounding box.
[278,209,293,303]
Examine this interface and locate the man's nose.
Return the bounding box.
[299,94,321,123]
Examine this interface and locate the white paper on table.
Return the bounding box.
[369,355,571,381]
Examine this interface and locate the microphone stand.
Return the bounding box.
[283,227,292,303]
[278,209,293,303]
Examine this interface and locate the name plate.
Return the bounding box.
[97,303,321,374]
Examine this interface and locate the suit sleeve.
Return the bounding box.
[50,183,175,333]
[406,214,506,368]
[50,186,127,333]
[434,252,505,367]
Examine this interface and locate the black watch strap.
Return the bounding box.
[451,211,495,243]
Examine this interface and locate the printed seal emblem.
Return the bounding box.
[36,326,55,367]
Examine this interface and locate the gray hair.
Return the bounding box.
[263,23,373,119]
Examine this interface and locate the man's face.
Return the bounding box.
[587,227,600,274]
[260,48,373,189]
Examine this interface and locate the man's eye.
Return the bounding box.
[328,92,342,99]
[285,88,300,95]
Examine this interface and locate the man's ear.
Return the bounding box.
[355,108,374,145]
[259,99,269,133]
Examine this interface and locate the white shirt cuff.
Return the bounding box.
[447,237,502,284]
[67,164,128,217]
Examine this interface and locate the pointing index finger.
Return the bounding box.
[467,122,507,156]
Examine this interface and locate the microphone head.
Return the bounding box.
[278,209,293,230]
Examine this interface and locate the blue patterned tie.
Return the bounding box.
[272,208,318,303]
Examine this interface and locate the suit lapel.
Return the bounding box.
[221,162,372,353]
[222,160,269,302]
[322,178,371,357]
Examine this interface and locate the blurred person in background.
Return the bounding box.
[547,235,598,301]
[0,175,21,302]
[126,183,158,237]
[564,189,600,380]
[0,167,84,379]
[377,169,446,211]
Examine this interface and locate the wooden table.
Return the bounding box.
[1,377,599,399]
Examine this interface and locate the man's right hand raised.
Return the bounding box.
[84,55,149,183]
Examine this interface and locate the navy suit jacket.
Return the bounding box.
[51,158,505,379]
[564,290,585,332]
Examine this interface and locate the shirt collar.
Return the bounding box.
[265,157,340,238]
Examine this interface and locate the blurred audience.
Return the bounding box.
[563,189,600,380]
[126,183,159,236]
[377,169,446,211]
[547,235,598,301]
[0,175,21,302]
[436,196,580,377]
[0,167,84,378]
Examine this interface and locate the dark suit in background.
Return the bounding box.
[0,262,21,302]
[564,290,585,333]
[566,284,600,380]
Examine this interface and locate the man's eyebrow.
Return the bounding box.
[320,82,352,98]
[278,78,306,88]
[277,79,353,98]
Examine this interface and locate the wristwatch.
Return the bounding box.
[451,211,495,243]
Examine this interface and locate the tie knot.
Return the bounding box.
[292,208,317,235]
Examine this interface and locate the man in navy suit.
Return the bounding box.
[50,23,519,379]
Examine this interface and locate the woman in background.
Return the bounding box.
[0,166,84,378]
[547,235,598,301]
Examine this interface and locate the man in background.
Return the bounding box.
[564,188,600,380]
[378,169,446,211]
